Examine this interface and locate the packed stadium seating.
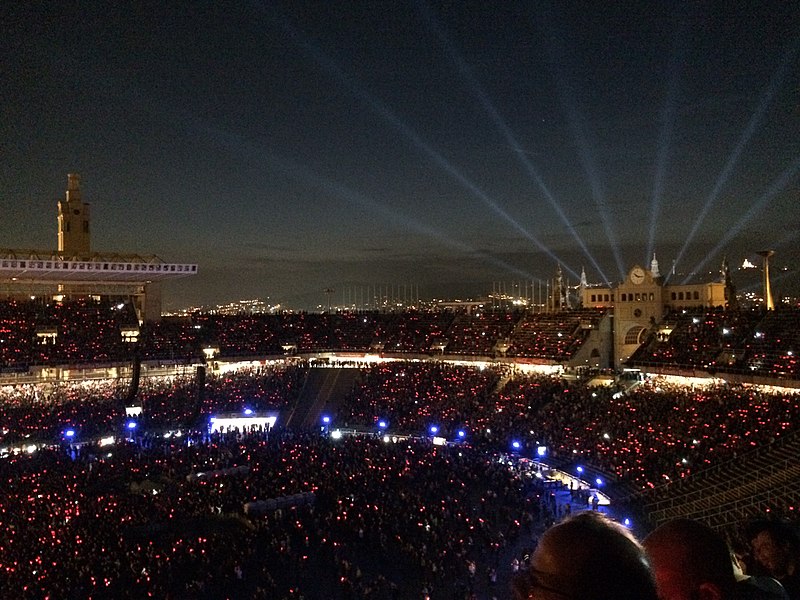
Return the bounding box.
[2,300,800,598]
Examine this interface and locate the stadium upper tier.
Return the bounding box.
[1,300,799,383]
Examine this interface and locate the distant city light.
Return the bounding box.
[322,415,331,424]
[244,408,253,416]
[429,425,439,435]
[64,429,75,438]
[577,466,584,473]
[378,420,388,429]
[511,440,521,450]
[537,446,547,457]
[457,430,466,439]
[126,421,137,430]
[595,478,603,486]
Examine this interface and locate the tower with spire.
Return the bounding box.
[721,256,738,309]
[578,266,588,307]
[650,253,660,279]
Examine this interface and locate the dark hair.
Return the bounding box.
[513,511,658,600]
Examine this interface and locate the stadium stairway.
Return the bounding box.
[283,367,359,430]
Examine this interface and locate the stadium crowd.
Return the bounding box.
[333,362,800,490]
[0,364,307,447]
[4,297,800,381]
[1,428,557,599]
[2,298,800,597]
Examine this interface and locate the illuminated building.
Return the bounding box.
[581,255,734,366]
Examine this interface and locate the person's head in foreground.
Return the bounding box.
[747,520,799,583]
[513,511,658,600]
[644,518,738,600]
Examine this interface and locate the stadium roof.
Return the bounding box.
[0,249,197,283]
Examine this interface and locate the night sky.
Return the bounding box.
[2,2,799,310]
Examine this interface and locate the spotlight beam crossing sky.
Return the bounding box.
[2,2,799,309]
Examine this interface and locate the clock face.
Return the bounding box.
[631,267,645,285]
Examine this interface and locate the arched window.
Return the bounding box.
[624,326,646,345]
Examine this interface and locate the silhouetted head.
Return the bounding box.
[513,511,658,600]
[644,518,736,600]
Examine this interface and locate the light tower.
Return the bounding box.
[756,250,775,310]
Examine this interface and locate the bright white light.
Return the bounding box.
[330,429,342,440]
[208,415,276,433]
[99,436,115,447]
[537,446,547,457]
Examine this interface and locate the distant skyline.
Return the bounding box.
[2,2,799,310]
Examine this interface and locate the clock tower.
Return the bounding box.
[614,265,664,367]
